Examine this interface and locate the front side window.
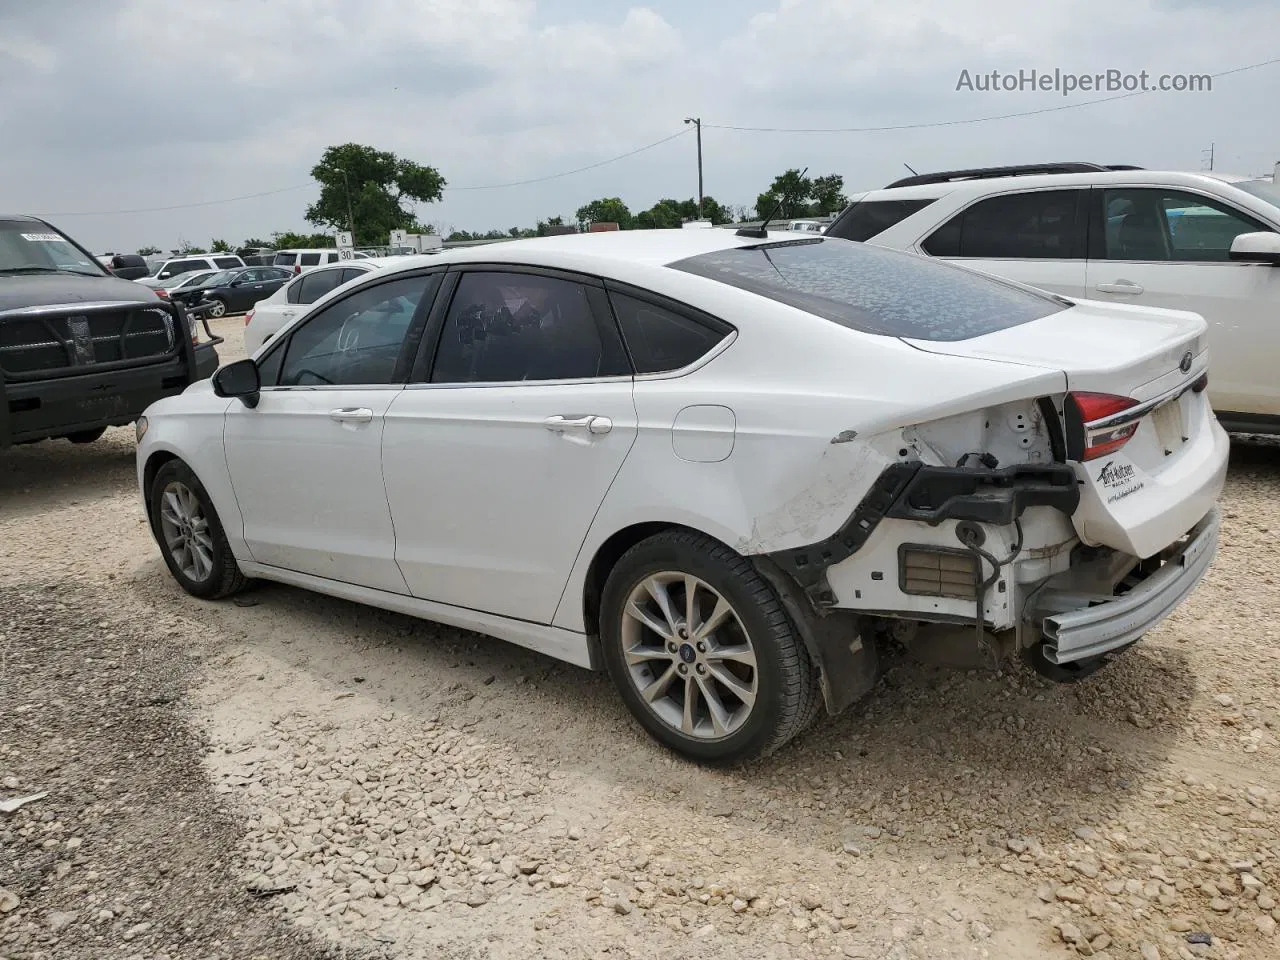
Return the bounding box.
[278,276,431,386]
[608,292,728,374]
[923,190,1083,259]
[213,257,242,269]
[826,198,937,242]
[669,238,1066,342]
[296,268,347,304]
[1102,188,1270,262]
[431,272,628,383]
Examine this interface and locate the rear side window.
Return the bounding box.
[826,198,936,242]
[274,252,297,267]
[213,257,242,268]
[300,253,322,266]
[608,293,728,373]
[669,238,1066,342]
[923,190,1083,259]
[339,268,366,284]
[285,277,304,305]
[297,268,347,304]
[326,252,339,263]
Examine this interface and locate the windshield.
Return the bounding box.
[669,237,1067,342]
[1233,179,1280,215]
[173,271,214,288]
[201,270,237,287]
[0,221,104,276]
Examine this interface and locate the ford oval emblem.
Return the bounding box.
[1179,351,1193,374]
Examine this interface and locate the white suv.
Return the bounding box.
[826,163,1280,433]
[145,254,245,282]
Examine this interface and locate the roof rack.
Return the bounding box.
[883,163,1144,189]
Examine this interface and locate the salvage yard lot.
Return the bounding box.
[2,317,1279,960]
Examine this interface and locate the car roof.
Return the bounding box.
[858,168,1266,201]
[0,215,43,223]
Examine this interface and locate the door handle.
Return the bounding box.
[1095,280,1144,295]
[543,414,612,435]
[329,407,374,423]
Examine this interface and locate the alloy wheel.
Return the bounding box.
[619,572,759,740]
[158,481,215,582]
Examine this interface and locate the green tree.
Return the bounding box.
[136,245,161,256]
[177,241,207,255]
[755,169,814,221]
[270,231,335,249]
[305,143,446,247]
[240,237,272,250]
[210,238,233,253]
[634,199,684,230]
[575,197,632,229]
[810,174,848,216]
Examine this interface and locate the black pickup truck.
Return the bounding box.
[1,215,220,449]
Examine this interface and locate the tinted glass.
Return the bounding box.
[300,253,322,266]
[326,252,339,263]
[297,268,347,304]
[432,272,628,383]
[610,293,727,374]
[1103,188,1270,262]
[340,268,366,284]
[168,259,206,275]
[273,252,297,266]
[214,257,242,268]
[926,190,1081,259]
[669,238,1066,342]
[279,277,429,386]
[826,198,937,242]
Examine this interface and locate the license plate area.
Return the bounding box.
[1150,398,1185,457]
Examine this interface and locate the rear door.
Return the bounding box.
[382,267,638,623]
[915,188,1089,298]
[1084,185,1280,418]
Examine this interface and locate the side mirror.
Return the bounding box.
[1229,232,1280,265]
[212,358,261,408]
[159,272,172,279]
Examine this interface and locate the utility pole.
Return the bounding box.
[1202,142,1215,171]
[684,117,703,219]
[340,167,357,242]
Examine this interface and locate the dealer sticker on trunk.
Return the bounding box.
[1097,460,1145,505]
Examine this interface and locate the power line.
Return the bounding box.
[48,128,692,217]
[704,55,1280,134]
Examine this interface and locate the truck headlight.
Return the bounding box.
[135,416,149,443]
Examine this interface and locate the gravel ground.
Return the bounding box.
[2,316,1280,959]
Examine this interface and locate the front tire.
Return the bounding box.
[600,529,820,765]
[149,460,246,599]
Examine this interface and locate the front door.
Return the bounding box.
[383,269,638,623]
[1085,186,1280,417]
[223,273,438,592]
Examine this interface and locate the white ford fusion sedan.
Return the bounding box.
[136,228,1227,764]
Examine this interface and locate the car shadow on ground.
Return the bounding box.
[0,429,136,517]
[130,559,1196,854]
[1228,434,1280,473]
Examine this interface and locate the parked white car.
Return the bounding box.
[144,254,245,282]
[144,270,218,300]
[136,229,1226,764]
[243,256,408,354]
[272,248,343,275]
[825,162,1280,433]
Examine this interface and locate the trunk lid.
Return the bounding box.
[905,299,1224,558]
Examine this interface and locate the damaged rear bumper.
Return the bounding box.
[1025,507,1218,665]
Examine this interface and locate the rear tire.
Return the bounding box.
[65,427,107,444]
[599,529,820,765]
[149,460,246,599]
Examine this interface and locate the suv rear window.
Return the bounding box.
[668,238,1066,342]
[213,256,242,268]
[826,198,936,242]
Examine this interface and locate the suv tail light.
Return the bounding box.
[1066,392,1140,461]
[244,309,254,327]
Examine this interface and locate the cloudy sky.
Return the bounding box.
[2,0,1277,253]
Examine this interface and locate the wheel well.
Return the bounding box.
[581,522,689,636]
[141,451,181,517]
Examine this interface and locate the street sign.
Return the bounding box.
[338,248,353,260]
[390,229,408,246]
[336,231,353,248]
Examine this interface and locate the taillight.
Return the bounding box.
[1192,373,1208,393]
[155,288,169,299]
[294,265,301,275]
[1066,392,1140,461]
[244,309,254,327]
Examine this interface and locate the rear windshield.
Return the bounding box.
[0,220,103,276]
[826,198,937,242]
[668,238,1066,342]
[273,252,297,266]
